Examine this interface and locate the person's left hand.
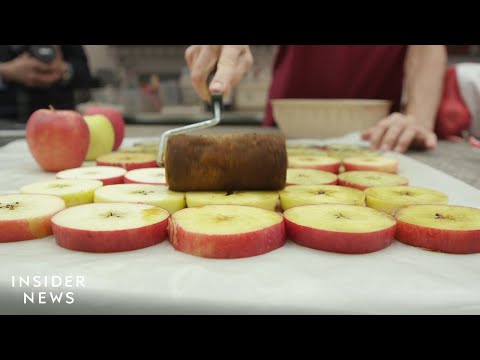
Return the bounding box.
[361,112,438,153]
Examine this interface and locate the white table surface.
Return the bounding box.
[1,134,480,314]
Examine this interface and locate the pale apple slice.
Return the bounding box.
[0,194,66,243]
[343,156,399,174]
[56,166,126,185]
[287,146,326,156]
[338,171,408,190]
[186,191,279,211]
[52,202,169,253]
[20,179,103,207]
[284,204,396,254]
[94,184,185,213]
[118,144,159,155]
[96,152,158,171]
[365,186,448,215]
[169,205,286,259]
[288,155,341,174]
[326,144,379,160]
[124,167,166,185]
[395,204,480,254]
[286,168,337,185]
[279,185,365,211]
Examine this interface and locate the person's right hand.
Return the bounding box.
[185,45,253,101]
[0,53,62,88]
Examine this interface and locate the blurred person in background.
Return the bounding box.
[0,45,91,122]
[185,45,447,153]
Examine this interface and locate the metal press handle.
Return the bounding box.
[156,94,223,167]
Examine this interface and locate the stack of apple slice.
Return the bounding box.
[338,171,408,190]
[395,204,480,254]
[186,191,279,211]
[365,186,448,215]
[124,168,166,185]
[20,179,103,207]
[96,152,158,170]
[52,203,169,253]
[287,168,338,185]
[288,155,341,174]
[169,205,286,259]
[343,156,399,174]
[0,194,66,242]
[284,204,397,254]
[56,166,126,185]
[94,184,185,213]
[279,185,365,211]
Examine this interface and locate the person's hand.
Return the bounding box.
[361,112,437,153]
[185,45,253,101]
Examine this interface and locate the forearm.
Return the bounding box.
[403,45,447,130]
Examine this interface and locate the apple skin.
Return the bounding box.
[284,217,396,254]
[84,114,115,161]
[26,109,90,172]
[395,221,480,254]
[52,216,168,253]
[84,106,125,151]
[168,217,286,259]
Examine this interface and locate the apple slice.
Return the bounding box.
[279,185,365,211]
[56,166,126,185]
[52,203,169,253]
[284,204,396,254]
[96,152,158,171]
[119,143,159,155]
[365,186,448,215]
[287,146,326,156]
[395,205,480,254]
[286,168,337,185]
[326,144,379,160]
[20,179,103,207]
[169,205,286,259]
[343,156,399,174]
[94,184,185,213]
[338,171,408,190]
[288,155,341,174]
[0,194,66,243]
[186,191,279,211]
[124,168,166,185]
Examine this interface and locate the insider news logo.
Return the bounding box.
[11,276,86,304]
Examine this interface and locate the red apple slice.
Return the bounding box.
[56,166,126,185]
[395,204,480,254]
[96,152,158,170]
[0,194,66,243]
[169,205,286,259]
[338,171,408,190]
[284,204,396,254]
[286,168,337,185]
[52,203,169,253]
[124,168,166,185]
[343,156,399,174]
[288,155,341,174]
[186,191,279,211]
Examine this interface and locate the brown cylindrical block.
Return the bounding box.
[165,133,287,191]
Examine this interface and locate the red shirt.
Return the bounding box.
[263,45,408,126]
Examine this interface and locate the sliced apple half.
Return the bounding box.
[169,205,286,259]
[94,184,185,213]
[284,204,396,254]
[52,202,169,253]
[20,179,103,207]
[365,186,448,215]
[395,204,480,254]
[96,152,158,170]
[343,156,399,174]
[288,155,341,174]
[124,167,166,185]
[0,194,66,243]
[286,168,337,186]
[186,191,279,211]
[338,171,408,190]
[56,166,126,185]
[279,185,365,211]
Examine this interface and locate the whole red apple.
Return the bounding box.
[84,106,125,150]
[26,108,90,172]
